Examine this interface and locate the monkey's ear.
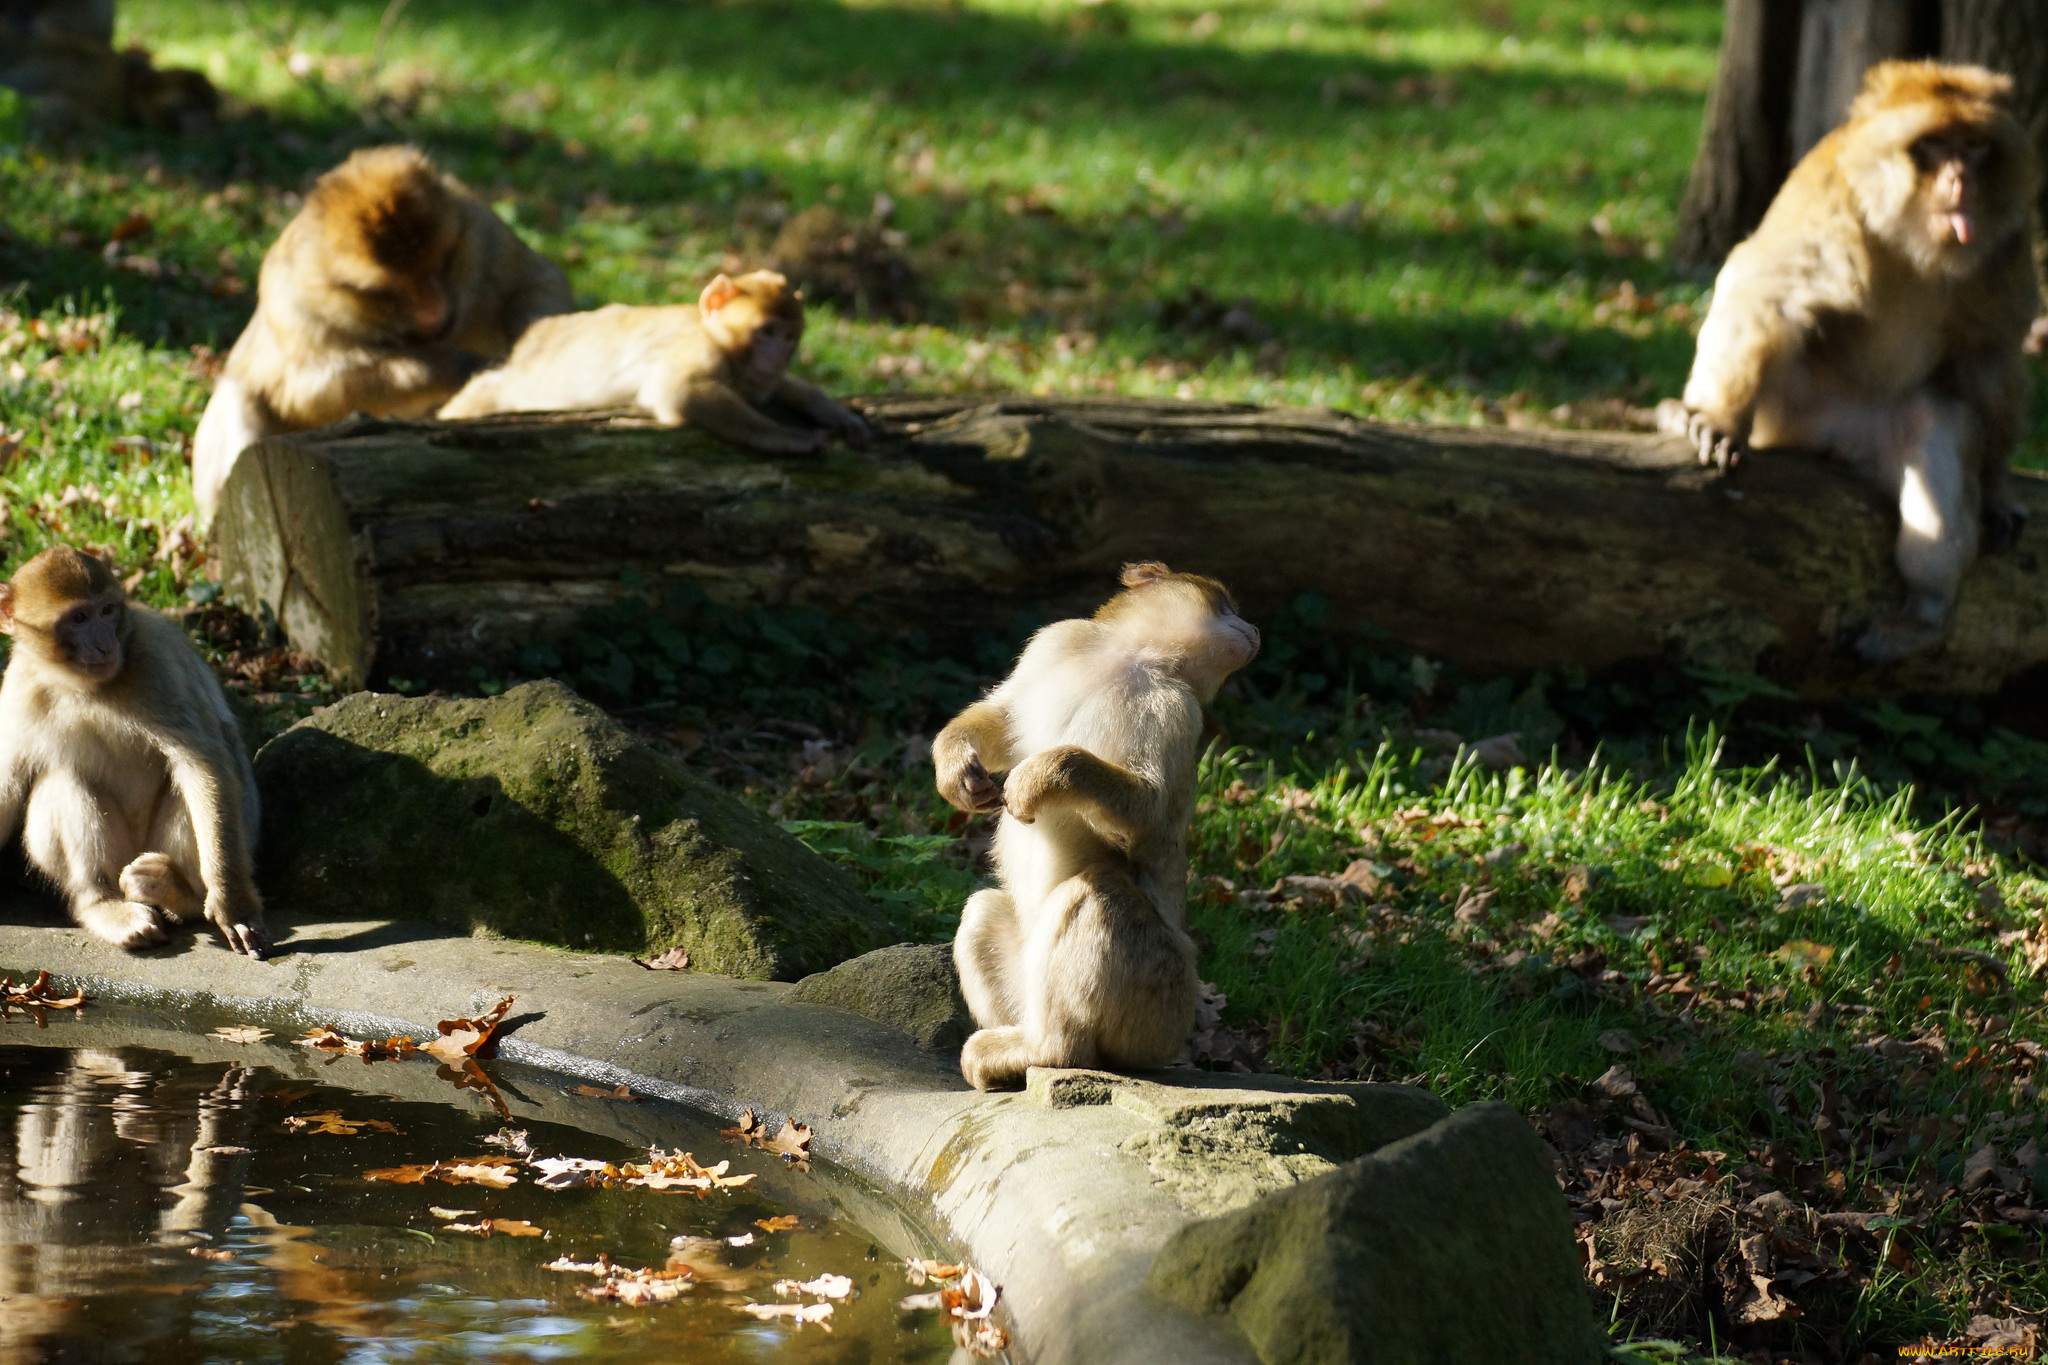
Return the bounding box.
[0,582,14,635]
[700,274,739,314]
[1120,561,1172,588]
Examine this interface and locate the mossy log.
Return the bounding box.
[215,395,2048,697]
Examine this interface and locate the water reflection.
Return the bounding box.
[0,1045,957,1365]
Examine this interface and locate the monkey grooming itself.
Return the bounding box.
[0,547,268,958]
[933,562,1261,1091]
[192,144,572,519]
[436,270,870,455]
[1659,61,2040,661]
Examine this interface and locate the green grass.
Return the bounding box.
[6,1,2048,1357]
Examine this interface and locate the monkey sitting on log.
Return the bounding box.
[0,547,268,957]
[932,562,1260,1091]
[192,144,572,519]
[1659,60,2041,661]
[436,269,870,455]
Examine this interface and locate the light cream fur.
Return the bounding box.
[0,551,266,957]
[933,564,1259,1091]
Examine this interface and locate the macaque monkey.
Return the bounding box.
[191,144,572,518]
[436,270,870,455]
[0,547,268,957]
[933,563,1261,1091]
[1659,61,2041,660]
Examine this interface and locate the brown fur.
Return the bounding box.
[934,562,1261,1090]
[0,548,267,957]
[191,145,572,517]
[0,2,216,135]
[438,269,869,454]
[1660,60,2040,660]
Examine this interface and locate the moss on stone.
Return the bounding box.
[786,943,974,1050]
[253,680,892,978]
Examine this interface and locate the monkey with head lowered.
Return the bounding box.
[0,547,268,958]
[933,563,1261,1091]
[436,269,870,455]
[191,144,572,519]
[1659,61,2041,661]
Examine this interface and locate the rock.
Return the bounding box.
[1148,1100,1603,1364]
[787,942,974,1050]
[253,680,892,979]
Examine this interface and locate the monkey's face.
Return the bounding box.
[325,174,463,341]
[1099,564,1261,701]
[52,593,126,682]
[1910,133,1996,251]
[701,270,805,392]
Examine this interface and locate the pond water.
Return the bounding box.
[0,1012,961,1364]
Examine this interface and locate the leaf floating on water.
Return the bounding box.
[572,1083,637,1102]
[720,1108,768,1146]
[902,1259,965,1286]
[365,1156,519,1188]
[208,1026,272,1045]
[901,1265,1008,1356]
[774,1273,853,1299]
[483,1129,535,1159]
[755,1214,801,1233]
[197,1144,252,1156]
[633,947,691,971]
[429,1207,477,1220]
[0,971,86,1014]
[726,1232,755,1247]
[425,996,516,1063]
[630,1149,756,1194]
[284,1111,401,1137]
[189,1246,235,1262]
[444,1218,546,1238]
[739,1301,833,1327]
[295,1026,421,1062]
[438,1059,511,1120]
[765,1117,813,1169]
[530,1157,612,1191]
[545,1255,693,1304]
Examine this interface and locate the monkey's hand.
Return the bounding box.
[826,405,871,449]
[1002,749,1069,825]
[938,751,1003,814]
[205,892,270,959]
[1656,399,1745,472]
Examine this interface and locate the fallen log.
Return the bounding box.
[214,395,2048,697]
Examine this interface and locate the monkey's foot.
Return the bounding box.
[118,852,202,920]
[960,1027,1035,1091]
[205,904,271,959]
[74,900,172,952]
[1985,502,2030,555]
[1655,399,1744,471]
[1856,611,1947,662]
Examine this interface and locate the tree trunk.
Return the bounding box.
[1675,0,2047,269]
[214,397,2048,700]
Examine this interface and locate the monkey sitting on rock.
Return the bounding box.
[932,563,1261,1091]
[0,547,268,958]
[436,269,870,455]
[1660,60,2041,661]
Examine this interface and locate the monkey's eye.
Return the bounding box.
[100,603,118,618]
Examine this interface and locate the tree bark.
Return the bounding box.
[1675,0,2046,269]
[214,397,2048,700]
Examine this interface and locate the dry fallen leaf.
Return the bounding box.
[285,1111,401,1137]
[544,1255,693,1304]
[720,1108,768,1146]
[755,1214,801,1233]
[444,1218,546,1238]
[1772,939,1836,971]
[902,1259,965,1286]
[365,1156,519,1188]
[628,1149,756,1195]
[774,1273,853,1299]
[0,972,85,1010]
[899,1265,1008,1357]
[428,1207,477,1219]
[439,1059,511,1119]
[426,996,516,1063]
[295,1026,420,1062]
[207,1026,272,1045]
[726,1232,755,1247]
[572,1083,637,1102]
[189,1246,234,1262]
[740,1301,833,1327]
[633,947,691,971]
[765,1117,812,1169]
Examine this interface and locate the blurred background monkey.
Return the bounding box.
[0,0,219,136]
[1660,61,2040,661]
[0,547,268,958]
[438,269,870,454]
[933,563,1260,1091]
[191,144,571,519]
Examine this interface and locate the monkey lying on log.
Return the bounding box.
[934,563,1260,1090]
[437,269,870,455]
